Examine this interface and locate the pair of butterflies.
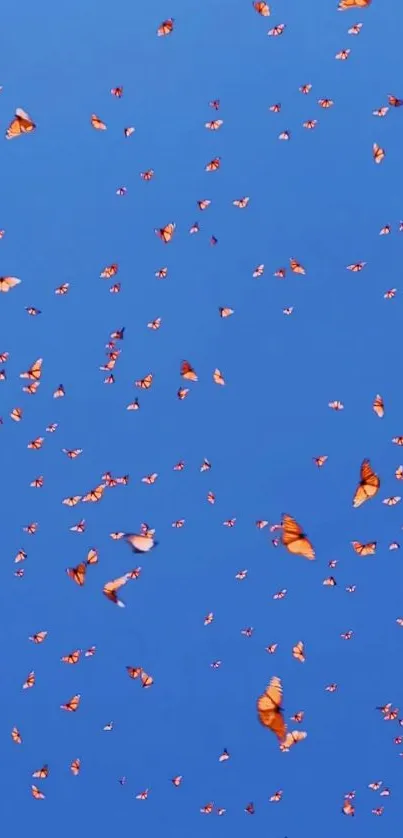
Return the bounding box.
[257,676,307,751]
[281,459,380,560]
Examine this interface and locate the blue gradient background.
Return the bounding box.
[2,1,403,835]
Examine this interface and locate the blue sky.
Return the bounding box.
[2,0,403,835]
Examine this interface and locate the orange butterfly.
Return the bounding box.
[253,1,271,14]
[338,0,371,8]
[20,358,42,381]
[32,766,49,779]
[181,361,198,382]
[31,785,45,800]
[351,541,376,556]
[0,276,21,293]
[6,108,36,139]
[60,694,81,712]
[66,562,87,586]
[154,223,175,243]
[157,18,174,36]
[373,143,385,164]
[91,114,107,130]
[373,394,384,417]
[352,459,380,507]
[70,758,81,775]
[257,676,287,743]
[281,514,315,559]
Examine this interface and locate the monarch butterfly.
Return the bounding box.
[352,459,380,507]
[213,368,225,385]
[382,496,401,506]
[11,726,22,743]
[349,263,367,276]
[279,130,290,140]
[373,107,389,117]
[141,671,154,688]
[313,455,328,467]
[147,317,162,330]
[280,730,307,751]
[372,394,384,417]
[124,532,157,553]
[388,95,403,107]
[22,671,35,689]
[103,573,132,607]
[373,143,385,164]
[290,258,306,274]
[351,541,376,555]
[198,199,211,210]
[0,276,21,292]
[31,785,45,800]
[100,263,118,279]
[323,576,337,586]
[219,306,234,318]
[55,282,70,295]
[318,98,334,108]
[171,775,183,786]
[70,519,86,533]
[303,120,317,129]
[281,514,315,559]
[30,476,44,488]
[233,197,249,208]
[253,1,270,14]
[62,496,82,506]
[61,650,81,665]
[300,84,312,94]
[66,562,87,586]
[124,126,135,137]
[338,0,371,8]
[392,436,403,446]
[257,676,287,742]
[5,108,36,139]
[268,24,285,36]
[141,473,158,485]
[70,758,81,775]
[157,18,174,36]
[269,103,281,112]
[20,358,43,381]
[140,169,154,180]
[32,766,49,779]
[29,631,47,644]
[53,384,65,398]
[181,360,198,382]
[292,641,305,662]
[205,120,223,130]
[209,99,220,110]
[335,49,350,59]
[86,548,99,564]
[135,374,153,389]
[205,157,221,172]
[27,437,44,450]
[26,306,41,316]
[82,484,105,503]
[154,223,175,243]
[111,86,123,97]
[60,694,81,712]
[62,448,83,458]
[91,114,107,130]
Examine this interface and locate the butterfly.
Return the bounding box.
[281,514,315,559]
[5,108,36,139]
[257,676,287,743]
[352,459,380,507]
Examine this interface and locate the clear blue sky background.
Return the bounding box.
[2,0,403,835]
